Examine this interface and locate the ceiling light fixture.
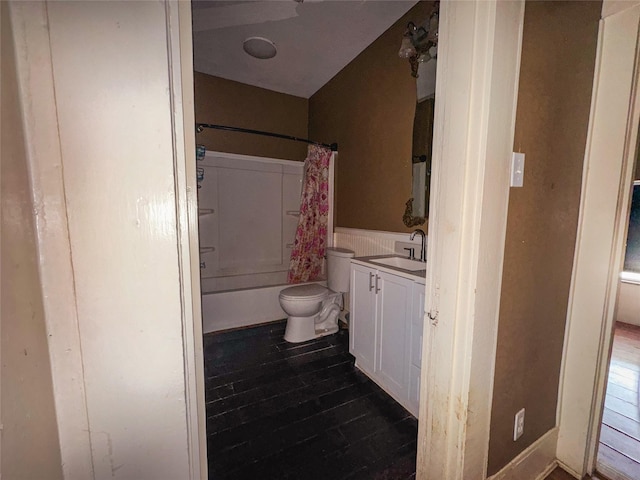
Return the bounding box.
[399,1,439,78]
[243,36,277,60]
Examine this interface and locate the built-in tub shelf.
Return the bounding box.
[200,247,215,254]
[199,208,215,216]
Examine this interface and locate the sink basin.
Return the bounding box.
[370,256,426,271]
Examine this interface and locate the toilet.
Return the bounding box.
[279,247,355,343]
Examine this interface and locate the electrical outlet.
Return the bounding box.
[514,408,525,441]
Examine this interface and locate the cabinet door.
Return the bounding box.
[408,365,421,417]
[349,264,377,375]
[410,282,425,368]
[376,271,413,399]
[408,281,426,417]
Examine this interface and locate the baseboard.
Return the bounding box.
[488,427,559,480]
[555,459,581,479]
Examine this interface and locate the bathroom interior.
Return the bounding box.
[193,0,436,477]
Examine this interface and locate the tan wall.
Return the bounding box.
[194,73,309,161]
[487,1,601,474]
[309,1,434,232]
[0,3,63,478]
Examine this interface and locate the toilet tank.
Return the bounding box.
[326,247,355,293]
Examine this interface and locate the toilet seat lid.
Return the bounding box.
[279,284,328,301]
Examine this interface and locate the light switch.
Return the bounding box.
[511,152,525,187]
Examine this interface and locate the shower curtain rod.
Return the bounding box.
[196,123,338,152]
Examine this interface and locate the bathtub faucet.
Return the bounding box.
[410,228,426,262]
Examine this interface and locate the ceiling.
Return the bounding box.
[192,0,419,98]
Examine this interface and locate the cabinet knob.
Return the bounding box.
[375,275,381,293]
[369,272,375,292]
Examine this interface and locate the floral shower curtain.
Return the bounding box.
[287,145,332,283]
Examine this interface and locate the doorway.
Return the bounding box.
[191,2,437,478]
[596,180,640,480]
[556,3,640,478]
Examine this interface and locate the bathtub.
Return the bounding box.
[201,273,326,333]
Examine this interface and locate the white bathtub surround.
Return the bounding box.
[198,151,303,282]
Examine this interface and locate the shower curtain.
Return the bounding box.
[287,145,332,283]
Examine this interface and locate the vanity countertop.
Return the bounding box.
[351,255,426,283]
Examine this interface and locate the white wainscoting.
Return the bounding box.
[333,227,424,257]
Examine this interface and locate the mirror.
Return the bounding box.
[403,59,436,228]
[399,5,438,228]
[412,95,434,217]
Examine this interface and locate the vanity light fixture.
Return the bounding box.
[398,1,439,77]
[243,36,277,59]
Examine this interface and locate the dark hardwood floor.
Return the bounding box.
[204,320,418,480]
[596,322,640,480]
[203,321,640,480]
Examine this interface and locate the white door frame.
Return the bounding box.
[556,2,640,477]
[10,1,207,478]
[8,3,94,477]
[416,1,524,478]
[170,2,208,478]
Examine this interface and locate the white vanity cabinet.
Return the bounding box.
[407,281,425,415]
[349,259,426,417]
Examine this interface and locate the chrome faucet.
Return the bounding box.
[410,228,426,262]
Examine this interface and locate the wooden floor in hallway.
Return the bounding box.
[597,322,640,480]
[545,467,579,480]
[203,320,418,480]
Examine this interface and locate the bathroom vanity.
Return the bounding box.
[349,256,426,417]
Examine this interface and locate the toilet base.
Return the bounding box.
[284,315,339,343]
